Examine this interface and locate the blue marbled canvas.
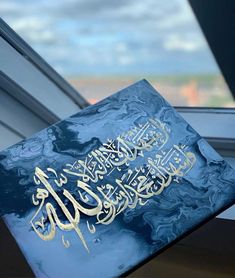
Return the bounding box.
[0,80,235,277]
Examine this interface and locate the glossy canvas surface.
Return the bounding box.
[0,80,235,278]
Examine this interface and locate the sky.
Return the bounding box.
[1,0,221,77]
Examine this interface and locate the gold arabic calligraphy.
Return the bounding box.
[30,118,196,252]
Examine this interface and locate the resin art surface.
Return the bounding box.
[0,80,234,277]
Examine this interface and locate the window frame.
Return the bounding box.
[0,18,89,111]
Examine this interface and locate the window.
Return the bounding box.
[1,0,234,107]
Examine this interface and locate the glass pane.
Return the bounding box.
[1,0,235,107]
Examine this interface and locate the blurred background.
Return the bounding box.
[1,0,234,107]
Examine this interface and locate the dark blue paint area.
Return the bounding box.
[0,80,234,278]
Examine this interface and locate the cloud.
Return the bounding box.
[9,16,46,32]
[0,0,219,75]
[163,33,205,52]
[7,16,58,44]
[0,1,21,13]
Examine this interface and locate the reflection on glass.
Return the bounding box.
[1,0,234,107]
